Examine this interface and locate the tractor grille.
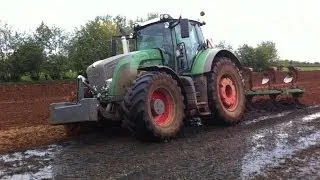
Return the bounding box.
[86,53,131,92]
[104,60,118,79]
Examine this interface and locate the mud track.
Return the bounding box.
[0,71,320,179]
[1,102,320,179]
[1,72,320,154]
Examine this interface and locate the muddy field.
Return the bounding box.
[0,71,320,179]
[0,71,320,154]
[0,81,75,154]
[1,96,320,179]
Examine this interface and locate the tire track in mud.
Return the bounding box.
[1,104,320,179]
[240,106,320,179]
[259,145,320,179]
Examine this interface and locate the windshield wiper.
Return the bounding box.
[192,42,207,61]
[197,42,206,51]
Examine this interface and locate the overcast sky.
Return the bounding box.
[0,0,319,62]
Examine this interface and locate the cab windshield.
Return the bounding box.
[136,23,173,53]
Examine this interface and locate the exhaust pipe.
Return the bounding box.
[121,36,129,54]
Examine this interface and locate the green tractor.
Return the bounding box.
[50,12,266,140]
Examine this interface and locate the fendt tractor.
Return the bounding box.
[50,12,304,140]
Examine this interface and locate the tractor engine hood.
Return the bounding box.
[86,52,137,92]
[86,49,163,96]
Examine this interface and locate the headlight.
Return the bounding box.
[99,78,113,100]
[106,78,112,83]
[105,78,112,89]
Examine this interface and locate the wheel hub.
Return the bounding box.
[153,99,165,115]
[150,89,174,127]
[219,76,237,110]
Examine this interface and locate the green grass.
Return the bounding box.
[299,66,320,71]
[19,71,77,82]
[20,75,33,82]
[62,71,77,79]
[279,66,320,72]
[0,79,75,85]
[1,71,78,85]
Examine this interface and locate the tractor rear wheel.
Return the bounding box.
[208,57,246,124]
[124,72,185,141]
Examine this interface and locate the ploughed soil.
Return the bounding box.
[0,81,76,154]
[0,71,320,154]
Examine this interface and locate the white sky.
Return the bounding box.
[0,0,319,62]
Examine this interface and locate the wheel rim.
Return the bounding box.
[150,88,174,127]
[219,75,238,111]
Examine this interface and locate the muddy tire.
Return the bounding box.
[124,72,185,141]
[207,57,246,124]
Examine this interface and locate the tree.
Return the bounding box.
[236,44,256,68]
[134,12,159,23]
[0,22,22,58]
[42,54,70,80]
[0,22,25,81]
[214,40,233,51]
[0,60,11,81]
[68,15,118,74]
[0,22,13,81]
[254,41,278,70]
[34,22,71,80]
[0,13,170,82]
[113,15,128,30]
[236,41,279,71]
[10,40,45,81]
[147,13,159,20]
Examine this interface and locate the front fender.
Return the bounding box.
[138,66,184,91]
[191,48,241,74]
[109,50,163,97]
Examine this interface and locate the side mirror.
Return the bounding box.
[111,38,117,56]
[180,19,189,38]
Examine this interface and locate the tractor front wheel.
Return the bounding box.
[208,57,246,124]
[124,72,185,141]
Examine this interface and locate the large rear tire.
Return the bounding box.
[208,57,246,124]
[124,72,185,141]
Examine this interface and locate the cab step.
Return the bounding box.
[196,101,211,116]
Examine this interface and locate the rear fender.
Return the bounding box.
[191,48,241,74]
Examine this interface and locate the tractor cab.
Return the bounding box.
[128,14,207,74]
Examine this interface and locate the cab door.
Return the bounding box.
[174,22,201,73]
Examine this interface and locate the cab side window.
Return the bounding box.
[175,23,200,69]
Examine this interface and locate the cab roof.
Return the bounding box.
[133,14,204,31]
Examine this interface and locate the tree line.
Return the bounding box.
[215,40,319,71]
[0,13,316,82]
[0,13,158,82]
[214,40,279,71]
